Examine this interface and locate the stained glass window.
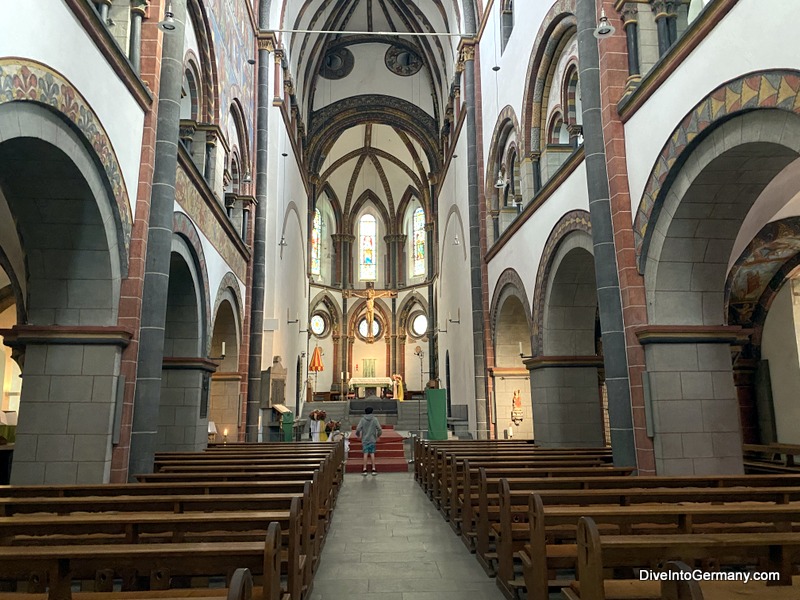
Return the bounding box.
[311,208,322,276]
[413,207,426,277]
[359,214,377,281]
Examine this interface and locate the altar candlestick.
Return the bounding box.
[221,342,226,356]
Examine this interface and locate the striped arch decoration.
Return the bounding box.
[531,210,592,356]
[519,0,576,156]
[173,211,212,352]
[213,271,244,325]
[563,63,579,123]
[0,58,133,253]
[490,268,532,350]
[633,70,800,269]
[485,105,521,201]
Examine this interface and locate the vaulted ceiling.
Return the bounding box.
[278,0,467,219]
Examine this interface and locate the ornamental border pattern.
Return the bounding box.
[633,70,800,269]
[0,58,133,253]
[531,209,592,356]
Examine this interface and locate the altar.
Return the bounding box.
[348,376,393,398]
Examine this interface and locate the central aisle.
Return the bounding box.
[310,471,506,600]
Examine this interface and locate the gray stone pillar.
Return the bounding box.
[576,0,636,467]
[638,327,745,475]
[160,358,216,451]
[425,222,437,380]
[527,356,605,447]
[129,2,146,75]
[3,326,131,484]
[246,32,274,441]
[128,0,187,478]
[460,41,490,439]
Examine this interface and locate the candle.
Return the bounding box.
[518,342,523,355]
[223,428,228,436]
[221,342,226,356]
[341,371,344,380]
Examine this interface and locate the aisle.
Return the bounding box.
[310,472,505,600]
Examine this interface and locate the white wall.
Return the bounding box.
[624,0,800,214]
[487,162,590,309]
[437,132,477,432]
[762,279,800,445]
[0,0,146,220]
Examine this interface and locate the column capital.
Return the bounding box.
[523,355,604,371]
[130,0,148,18]
[635,325,752,345]
[273,48,285,64]
[257,31,277,53]
[162,357,219,373]
[618,2,638,26]
[332,233,355,243]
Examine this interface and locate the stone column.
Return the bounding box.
[568,124,583,150]
[128,0,186,478]
[637,326,746,475]
[733,360,759,445]
[2,326,131,484]
[330,234,343,287]
[340,234,355,288]
[395,234,407,288]
[459,39,490,438]
[97,0,111,23]
[620,3,641,96]
[526,356,605,447]
[651,0,678,56]
[425,222,437,380]
[384,234,398,288]
[129,1,147,75]
[245,32,275,441]
[576,0,636,467]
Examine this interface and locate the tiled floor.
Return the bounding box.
[310,471,506,600]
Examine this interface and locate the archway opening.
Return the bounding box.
[209,298,240,442]
[494,295,532,439]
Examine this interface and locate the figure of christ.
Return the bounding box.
[345,285,397,343]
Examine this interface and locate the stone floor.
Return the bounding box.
[310,471,506,600]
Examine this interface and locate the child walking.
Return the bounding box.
[355,406,383,475]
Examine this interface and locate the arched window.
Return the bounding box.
[181,67,199,121]
[359,214,377,281]
[412,207,426,277]
[501,0,514,51]
[311,208,323,276]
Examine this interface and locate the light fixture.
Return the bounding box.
[594,8,616,38]
[279,236,287,248]
[242,172,252,183]
[494,174,506,189]
[453,234,460,246]
[492,65,500,72]
[247,58,256,65]
[158,1,176,32]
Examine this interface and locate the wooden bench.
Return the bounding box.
[0,523,284,600]
[520,492,800,600]
[743,443,800,474]
[567,516,800,600]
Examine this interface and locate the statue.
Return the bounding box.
[511,389,524,426]
[343,284,397,342]
[392,374,404,402]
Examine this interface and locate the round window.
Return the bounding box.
[357,317,382,339]
[411,313,428,337]
[310,313,328,337]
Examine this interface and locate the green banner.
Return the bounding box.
[426,389,448,440]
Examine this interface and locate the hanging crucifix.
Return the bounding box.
[344,283,397,343]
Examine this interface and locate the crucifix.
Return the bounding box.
[344,284,397,343]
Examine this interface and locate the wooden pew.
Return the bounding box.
[519,492,800,600]
[743,443,800,474]
[0,523,284,600]
[567,516,800,600]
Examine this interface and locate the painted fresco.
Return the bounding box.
[175,166,248,281]
[206,0,255,152]
[727,217,800,326]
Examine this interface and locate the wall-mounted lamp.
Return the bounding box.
[158,1,176,32]
[453,234,460,246]
[209,341,227,361]
[518,342,533,361]
[247,58,256,65]
[448,309,461,324]
[287,308,299,324]
[594,8,616,38]
[279,236,287,248]
[494,174,507,189]
[242,172,252,183]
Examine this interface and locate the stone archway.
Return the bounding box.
[209,290,241,443]
[641,109,800,475]
[0,100,128,484]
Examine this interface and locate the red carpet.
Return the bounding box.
[345,425,409,473]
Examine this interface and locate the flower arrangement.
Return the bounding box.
[309,410,327,422]
[325,420,341,433]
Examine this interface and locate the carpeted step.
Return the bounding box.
[344,456,410,473]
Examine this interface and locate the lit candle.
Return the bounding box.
[223,428,228,436]
[221,342,226,356]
